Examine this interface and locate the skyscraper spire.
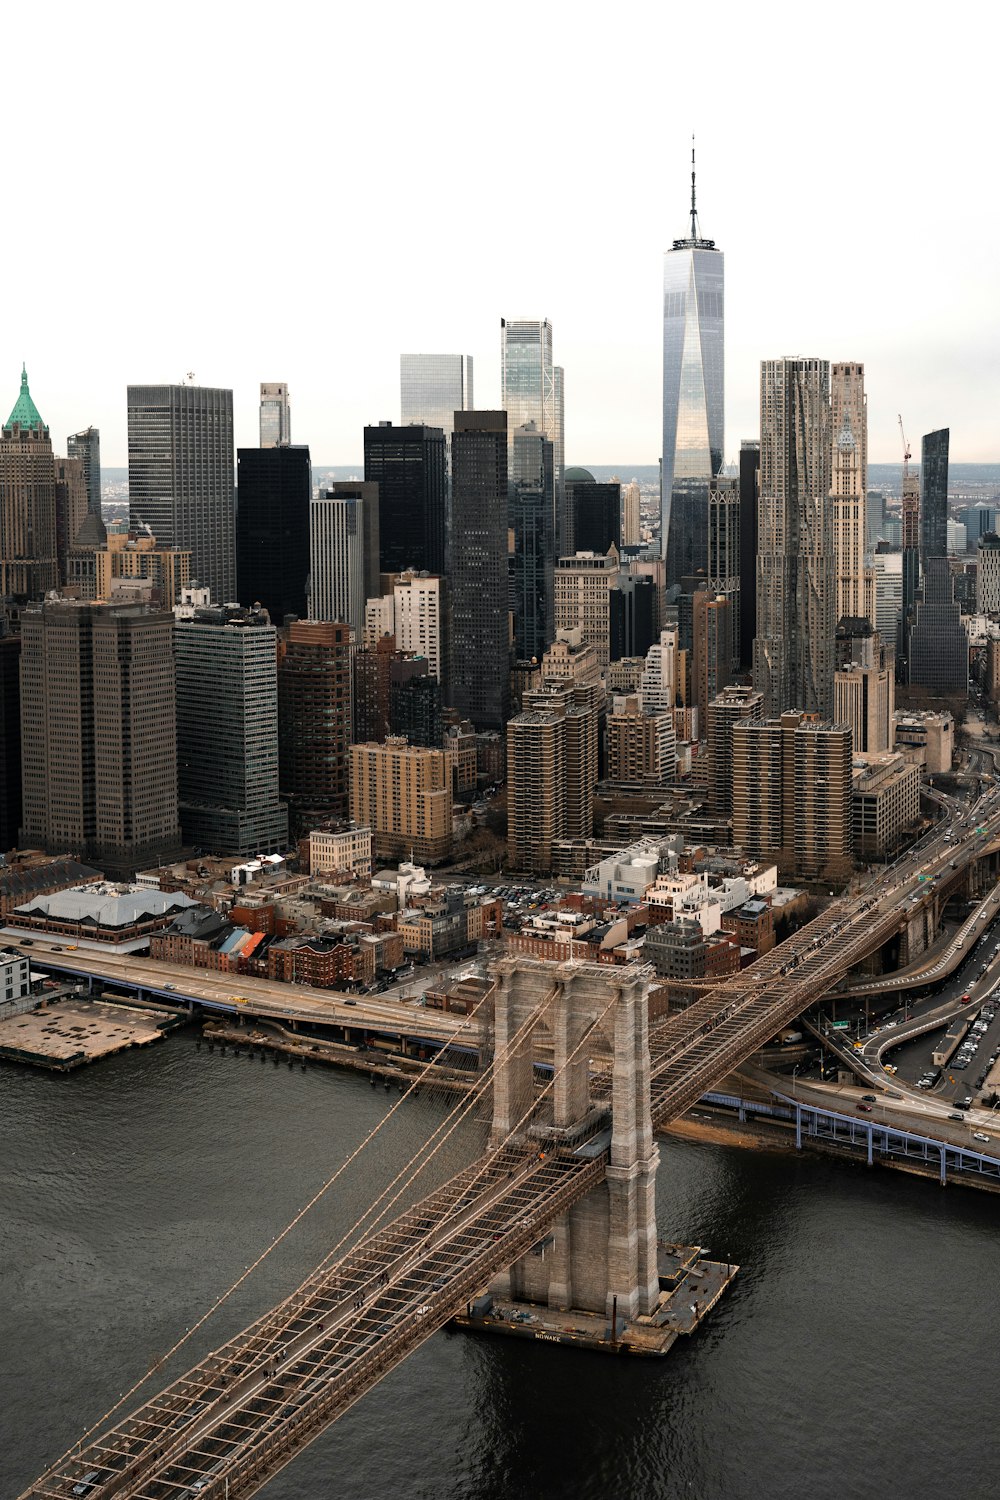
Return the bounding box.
[662,146,723,585]
[5,363,46,432]
[690,134,698,241]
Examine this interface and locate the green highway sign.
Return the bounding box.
[832,1021,850,1030]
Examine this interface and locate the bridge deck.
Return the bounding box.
[26,1147,601,1500]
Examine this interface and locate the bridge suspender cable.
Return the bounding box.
[46,974,565,1466]
[44,982,502,1465]
[42,977,620,1488]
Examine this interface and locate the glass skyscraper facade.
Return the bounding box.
[363,422,446,576]
[236,445,311,623]
[661,166,724,591]
[449,411,510,730]
[921,427,949,566]
[509,421,555,662]
[501,319,565,551]
[399,354,473,437]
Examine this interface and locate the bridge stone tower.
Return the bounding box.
[488,956,661,1322]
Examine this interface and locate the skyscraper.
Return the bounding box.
[0,626,21,850]
[509,422,555,663]
[1,367,58,599]
[661,148,724,590]
[501,320,566,550]
[363,422,447,576]
[67,427,101,518]
[236,445,311,622]
[506,635,602,874]
[259,383,291,447]
[127,383,236,603]
[400,354,473,436]
[754,358,835,719]
[175,604,288,855]
[830,362,868,626]
[449,411,510,730]
[566,476,621,557]
[921,428,950,567]
[732,712,852,881]
[621,479,642,548]
[907,557,967,693]
[53,456,88,586]
[309,483,380,637]
[738,439,759,671]
[708,468,740,666]
[278,619,352,831]
[692,590,732,721]
[19,598,181,877]
[554,548,619,672]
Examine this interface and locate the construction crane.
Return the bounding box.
[898,413,911,479]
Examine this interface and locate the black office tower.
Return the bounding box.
[920,428,949,567]
[567,480,621,558]
[610,574,656,662]
[738,439,759,671]
[450,412,510,730]
[237,446,311,621]
[908,556,967,693]
[509,422,555,662]
[0,628,21,850]
[364,422,446,575]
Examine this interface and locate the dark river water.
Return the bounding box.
[3,1033,998,1500]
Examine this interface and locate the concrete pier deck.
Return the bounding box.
[0,997,181,1071]
[454,1243,738,1356]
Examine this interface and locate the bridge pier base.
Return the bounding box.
[488,959,661,1322]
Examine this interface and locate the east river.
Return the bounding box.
[3,1033,998,1499]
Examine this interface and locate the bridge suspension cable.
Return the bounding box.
[39,981,500,1470]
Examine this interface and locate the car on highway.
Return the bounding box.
[857,1103,872,1112]
[960,993,972,1003]
[974,1132,991,1144]
[948,1112,965,1121]
[861,1095,877,1103]
[957,1094,973,1110]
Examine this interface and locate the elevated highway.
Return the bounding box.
[5,943,474,1055]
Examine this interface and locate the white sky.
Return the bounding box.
[4,0,998,468]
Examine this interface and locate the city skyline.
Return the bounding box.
[4,9,996,470]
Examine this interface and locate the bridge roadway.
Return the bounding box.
[24,793,1000,1500]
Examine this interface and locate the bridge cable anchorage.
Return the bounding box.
[23,982,621,1500]
[28,975,505,1477]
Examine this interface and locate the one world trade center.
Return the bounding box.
[661,147,724,591]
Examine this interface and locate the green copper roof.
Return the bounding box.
[6,364,46,432]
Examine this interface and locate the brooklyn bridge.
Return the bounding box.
[21,798,1000,1500]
